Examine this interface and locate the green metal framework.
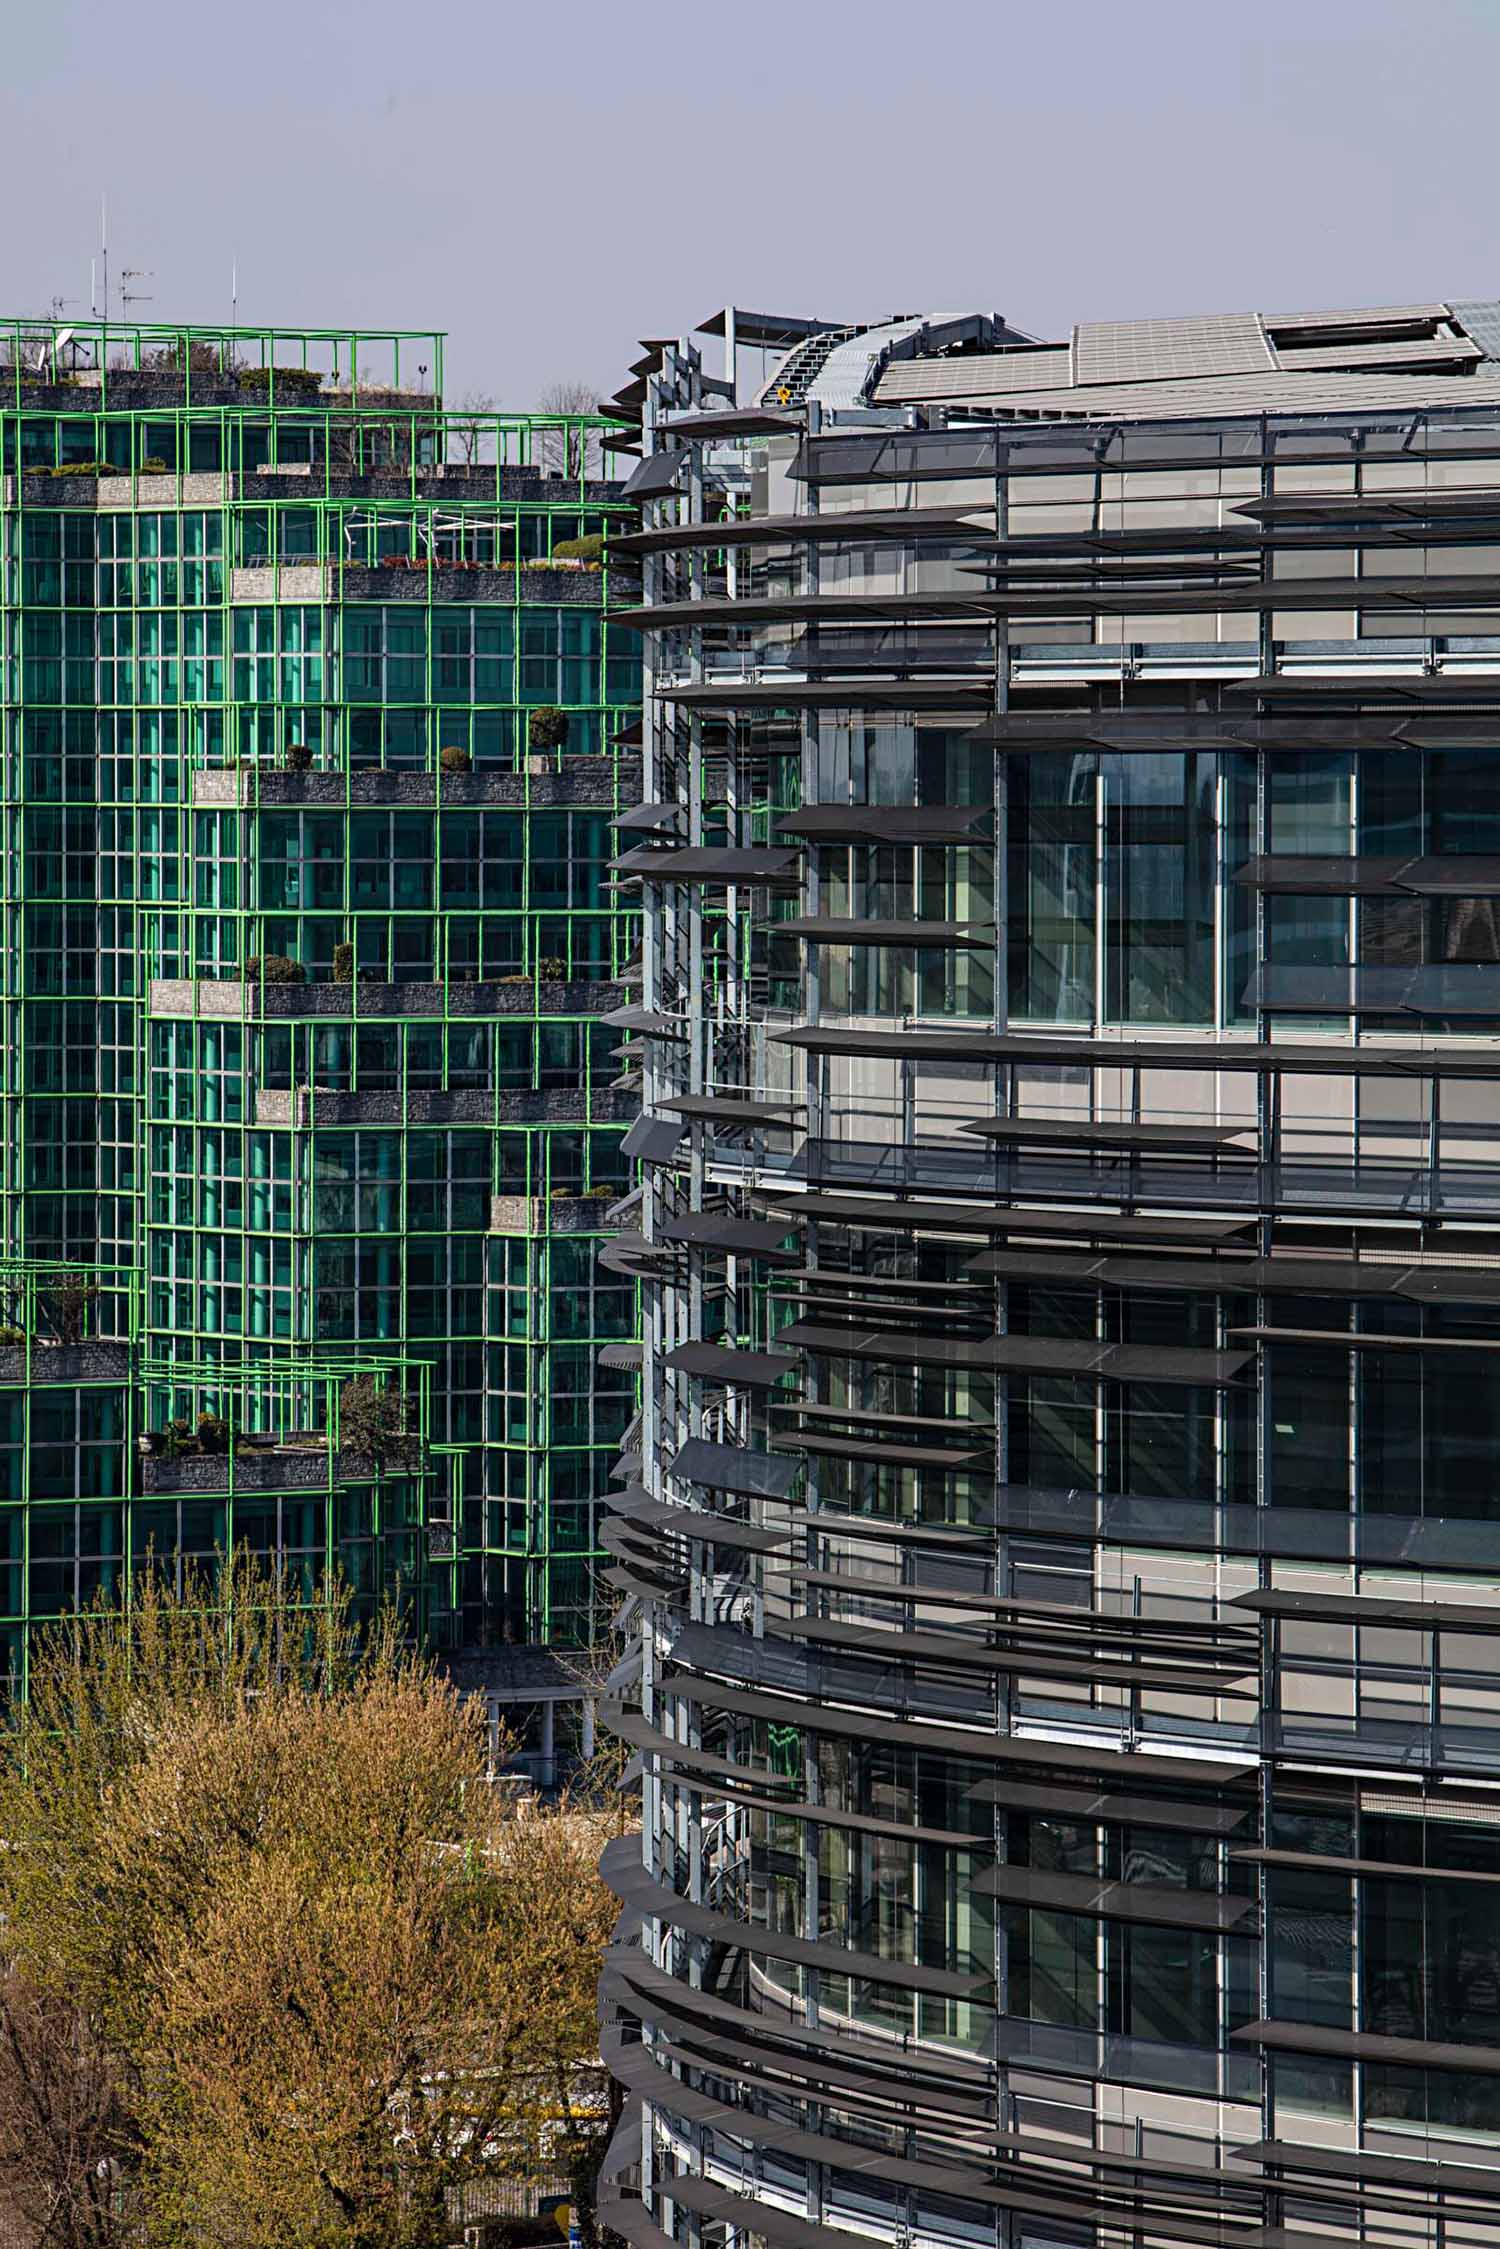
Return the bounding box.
[0,316,642,1685]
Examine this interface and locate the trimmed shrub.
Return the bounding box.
[196,1412,230,1456]
[527,705,568,752]
[438,744,472,775]
[550,534,605,564]
[284,741,313,772]
[245,954,306,986]
[237,365,323,395]
[332,943,355,984]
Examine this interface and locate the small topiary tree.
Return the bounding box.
[438,744,472,776]
[196,1411,230,1456]
[246,954,307,985]
[337,1375,412,1467]
[527,705,568,753]
[331,942,355,984]
[162,1418,195,1460]
[284,741,313,772]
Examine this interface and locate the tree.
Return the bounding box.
[0,1558,625,2249]
[536,381,600,480]
[528,706,569,754]
[40,1274,99,1348]
[449,388,496,469]
[0,1969,131,2249]
[337,1372,412,1465]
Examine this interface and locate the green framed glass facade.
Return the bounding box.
[0,316,641,1681]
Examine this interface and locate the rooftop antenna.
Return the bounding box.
[121,269,153,311]
[99,195,108,323]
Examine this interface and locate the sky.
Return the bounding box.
[4,0,1499,409]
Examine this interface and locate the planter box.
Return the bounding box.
[0,1343,130,1387]
[189,758,641,811]
[149,977,630,1021]
[140,1439,425,1494]
[490,1194,619,1235]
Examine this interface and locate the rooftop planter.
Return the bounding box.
[0,1342,131,1387]
[490,1191,621,1236]
[148,976,630,1020]
[192,757,642,811]
[254,1085,636,1128]
[138,1433,425,1495]
[336,563,603,606]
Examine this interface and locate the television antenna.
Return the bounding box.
[121,269,154,310]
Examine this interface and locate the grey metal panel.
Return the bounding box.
[620,1114,686,1164]
[612,801,680,833]
[602,1004,688,1038]
[619,450,682,499]
[663,1340,798,1386]
[612,844,801,881]
[1236,2139,1500,2195]
[775,916,994,948]
[658,677,995,709]
[1234,854,1412,894]
[1235,1587,1500,1628]
[774,1021,1500,1076]
[657,404,803,438]
[658,1212,797,1259]
[669,1434,801,1497]
[776,1317,1251,1386]
[609,504,991,554]
[660,1664,1255,1786]
[974,1862,1256,1933]
[1234,2018,1500,2077]
[958,1116,1254,1152]
[598,1836,990,1996]
[597,1342,643,1371]
[660,1092,806,1124]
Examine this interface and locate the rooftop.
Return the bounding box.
[709,296,1500,422]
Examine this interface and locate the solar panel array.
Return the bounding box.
[1073,312,1275,385]
[874,347,1072,401]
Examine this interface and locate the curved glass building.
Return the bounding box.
[601,300,1500,2249]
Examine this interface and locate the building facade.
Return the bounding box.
[601,301,1500,2248]
[0,317,641,1714]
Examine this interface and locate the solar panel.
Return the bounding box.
[1451,300,1500,363]
[874,347,1071,401]
[1074,312,1274,385]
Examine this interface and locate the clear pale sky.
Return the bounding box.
[5,0,1496,408]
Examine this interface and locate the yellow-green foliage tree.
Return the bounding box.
[0,1557,622,2249]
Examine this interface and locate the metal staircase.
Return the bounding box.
[758,326,859,408]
